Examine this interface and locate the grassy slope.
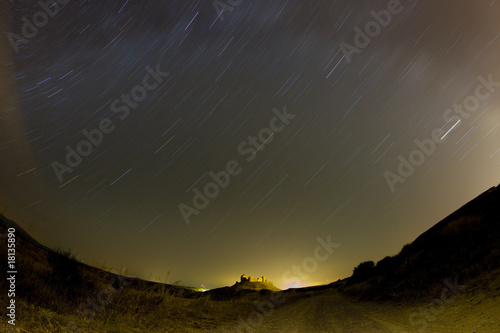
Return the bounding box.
[0,215,272,332]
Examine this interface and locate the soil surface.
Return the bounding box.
[214,288,500,333]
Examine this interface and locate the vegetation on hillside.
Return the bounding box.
[341,185,500,300]
[0,219,271,332]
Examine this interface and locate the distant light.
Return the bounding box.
[282,279,305,289]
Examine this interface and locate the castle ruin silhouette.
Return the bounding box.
[240,274,267,283]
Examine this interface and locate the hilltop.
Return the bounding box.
[232,279,281,292]
[233,274,281,291]
[205,274,281,301]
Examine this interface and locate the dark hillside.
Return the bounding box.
[342,184,500,300]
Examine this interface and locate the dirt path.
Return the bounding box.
[213,289,500,333]
[248,290,408,333]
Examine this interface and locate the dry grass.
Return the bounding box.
[0,226,261,332]
[3,269,259,332]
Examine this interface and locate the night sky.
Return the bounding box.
[1,0,500,289]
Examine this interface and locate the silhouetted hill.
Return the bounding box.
[0,216,202,315]
[341,183,500,300]
[0,215,249,331]
[232,279,281,291]
[206,279,281,301]
[0,214,49,251]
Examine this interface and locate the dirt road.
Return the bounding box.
[214,288,500,333]
[241,290,410,333]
